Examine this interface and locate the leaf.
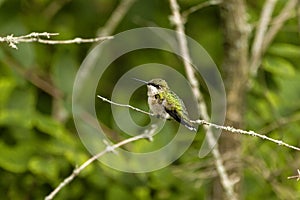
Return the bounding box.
[150,168,176,189]
[7,87,36,114]
[133,187,151,200]
[28,157,60,181]
[0,87,36,128]
[52,51,77,96]
[0,0,6,7]
[265,91,281,108]
[0,110,33,128]
[0,77,16,107]
[0,141,34,173]
[276,71,300,114]
[262,56,295,77]
[107,185,132,200]
[268,43,300,59]
[33,113,73,143]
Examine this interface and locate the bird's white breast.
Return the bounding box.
[147,85,169,119]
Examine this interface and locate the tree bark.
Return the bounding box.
[216,0,249,199]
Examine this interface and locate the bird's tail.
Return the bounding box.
[180,119,197,132]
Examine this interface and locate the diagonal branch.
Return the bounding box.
[262,0,298,51]
[182,0,222,22]
[97,0,137,36]
[45,125,156,200]
[97,95,155,116]
[250,0,298,76]
[250,0,277,76]
[168,0,209,121]
[168,0,238,199]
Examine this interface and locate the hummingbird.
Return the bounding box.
[133,78,196,132]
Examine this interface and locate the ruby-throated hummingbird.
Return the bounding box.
[133,78,196,132]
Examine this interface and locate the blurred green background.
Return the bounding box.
[0,0,300,199]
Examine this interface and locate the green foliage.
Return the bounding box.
[245,5,300,199]
[262,56,295,77]
[268,43,300,59]
[0,0,299,199]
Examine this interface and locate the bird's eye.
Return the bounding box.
[154,94,160,99]
[149,83,160,89]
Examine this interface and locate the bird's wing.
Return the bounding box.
[164,107,196,131]
[164,106,182,123]
[164,92,196,132]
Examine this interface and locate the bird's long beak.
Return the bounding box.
[132,78,148,84]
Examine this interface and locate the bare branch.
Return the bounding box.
[250,0,298,76]
[250,0,277,76]
[168,0,237,199]
[97,0,136,36]
[97,94,300,196]
[43,0,71,20]
[45,125,156,200]
[194,119,300,151]
[98,94,300,152]
[0,32,113,49]
[97,95,155,117]
[98,94,300,149]
[98,94,300,151]
[29,36,114,45]
[182,0,222,22]
[263,0,298,50]
[287,169,300,181]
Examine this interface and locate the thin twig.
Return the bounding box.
[194,120,300,151]
[0,32,113,49]
[97,0,136,36]
[98,94,300,152]
[27,36,114,44]
[45,125,156,200]
[168,0,237,199]
[262,0,298,52]
[250,0,298,76]
[287,169,300,181]
[182,0,222,22]
[250,0,277,76]
[43,0,71,20]
[97,95,155,117]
